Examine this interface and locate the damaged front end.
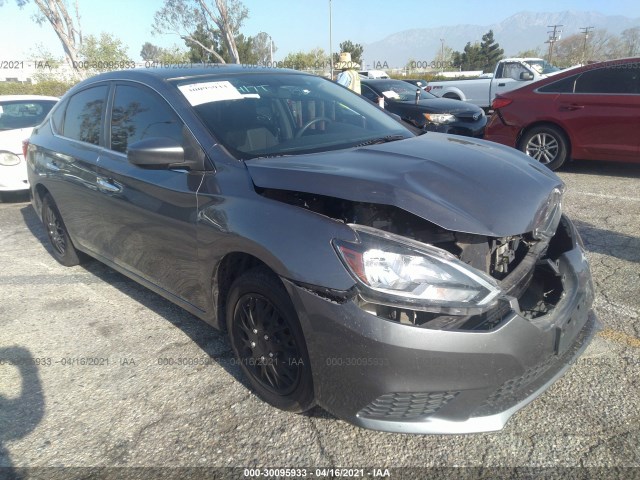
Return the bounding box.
[259,186,575,333]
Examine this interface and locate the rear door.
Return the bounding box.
[558,64,640,161]
[94,82,206,309]
[38,85,109,252]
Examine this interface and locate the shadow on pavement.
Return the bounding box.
[562,160,640,179]
[0,347,45,479]
[574,219,640,264]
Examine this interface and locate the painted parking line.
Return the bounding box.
[571,191,640,202]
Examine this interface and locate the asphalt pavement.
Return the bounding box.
[0,160,638,480]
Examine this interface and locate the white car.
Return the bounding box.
[0,95,58,199]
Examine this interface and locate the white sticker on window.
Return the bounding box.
[178,81,243,106]
[381,90,400,99]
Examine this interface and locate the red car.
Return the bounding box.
[485,57,640,170]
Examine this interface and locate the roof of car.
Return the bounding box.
[79,64,306,83]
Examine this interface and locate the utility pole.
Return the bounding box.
[329,0,333,79]
[580,26,594,64]
[545,24,563,65]
[440,38,445,74]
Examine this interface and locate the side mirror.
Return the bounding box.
[520,71,534,81]
[127,137,187,169]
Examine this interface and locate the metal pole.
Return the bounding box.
[440,38,445,74]
[329,0,333,79]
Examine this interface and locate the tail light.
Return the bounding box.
[22,139,29,158]
[491,97,513,110]
[425,86,432,92]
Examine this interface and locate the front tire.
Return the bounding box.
[226,267,315,413]
[519,125,568,170]
[42,193,83,266]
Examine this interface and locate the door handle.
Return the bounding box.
[498,83,506,87]
[560,104,584,111]
[97,176,122,194]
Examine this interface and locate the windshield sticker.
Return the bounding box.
[381,90,400,99]
[178,81,243,105]
[241,93,261,99]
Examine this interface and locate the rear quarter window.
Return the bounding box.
[537,75,577,93]
[62,85,109,145]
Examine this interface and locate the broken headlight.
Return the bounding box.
[334,225,502,315]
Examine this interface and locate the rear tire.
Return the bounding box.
[42,193,83,266]
[226,267,315,413]
[519,125,568,171]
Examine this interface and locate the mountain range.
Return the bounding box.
[362,10,640,68]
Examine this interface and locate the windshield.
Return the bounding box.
[0,100,56,131]
[366,80,438,101]
[525,60,560,75]
[175,73,412,159]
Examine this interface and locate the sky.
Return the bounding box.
[1,0,640,62]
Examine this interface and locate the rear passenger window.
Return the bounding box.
[62,86,108,145]
[110,84,183,153]
[574,66,640,94]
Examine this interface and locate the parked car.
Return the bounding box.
[425,58,561,109]
[485,57,640,170]
[404,79,430,89]
[27,66,596,434]
[361,78,486,137]
[0,95,58,200]
[358,69,390,79]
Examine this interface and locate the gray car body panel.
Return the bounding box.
[246,134,563,237]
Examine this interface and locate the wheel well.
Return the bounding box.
[443,93,460,100]
[518,122,571,158]
[214,252,273,329]
[33,184,50,213]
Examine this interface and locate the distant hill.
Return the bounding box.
[362,10,640,68]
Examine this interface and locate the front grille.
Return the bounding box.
[358,391,459,420]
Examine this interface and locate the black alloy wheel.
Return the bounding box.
[42,193,83,266]
[226,267,315,412]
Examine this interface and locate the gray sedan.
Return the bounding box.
[26,66,597,434]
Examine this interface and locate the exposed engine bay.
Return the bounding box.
[259,188,572,330]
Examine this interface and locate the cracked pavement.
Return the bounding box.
[0,159,638,476]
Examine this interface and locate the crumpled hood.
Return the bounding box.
[245,133,564,237]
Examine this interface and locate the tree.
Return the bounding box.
[185,23,219,62]
[157,45,190,63]
[620,27,640,57]
[332,40,363,65]
[479,30,504,72]
[433,45,454,70]
[2,0,83,76]
[452,42,483,70]
[283,48,329,70]
[79,32,131,71]
[153,0,248,64]
[554,29,621,67]
[141,42,162,61]
[452,30,504,72]
[252,32,276,65]
[516,48,542,58]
